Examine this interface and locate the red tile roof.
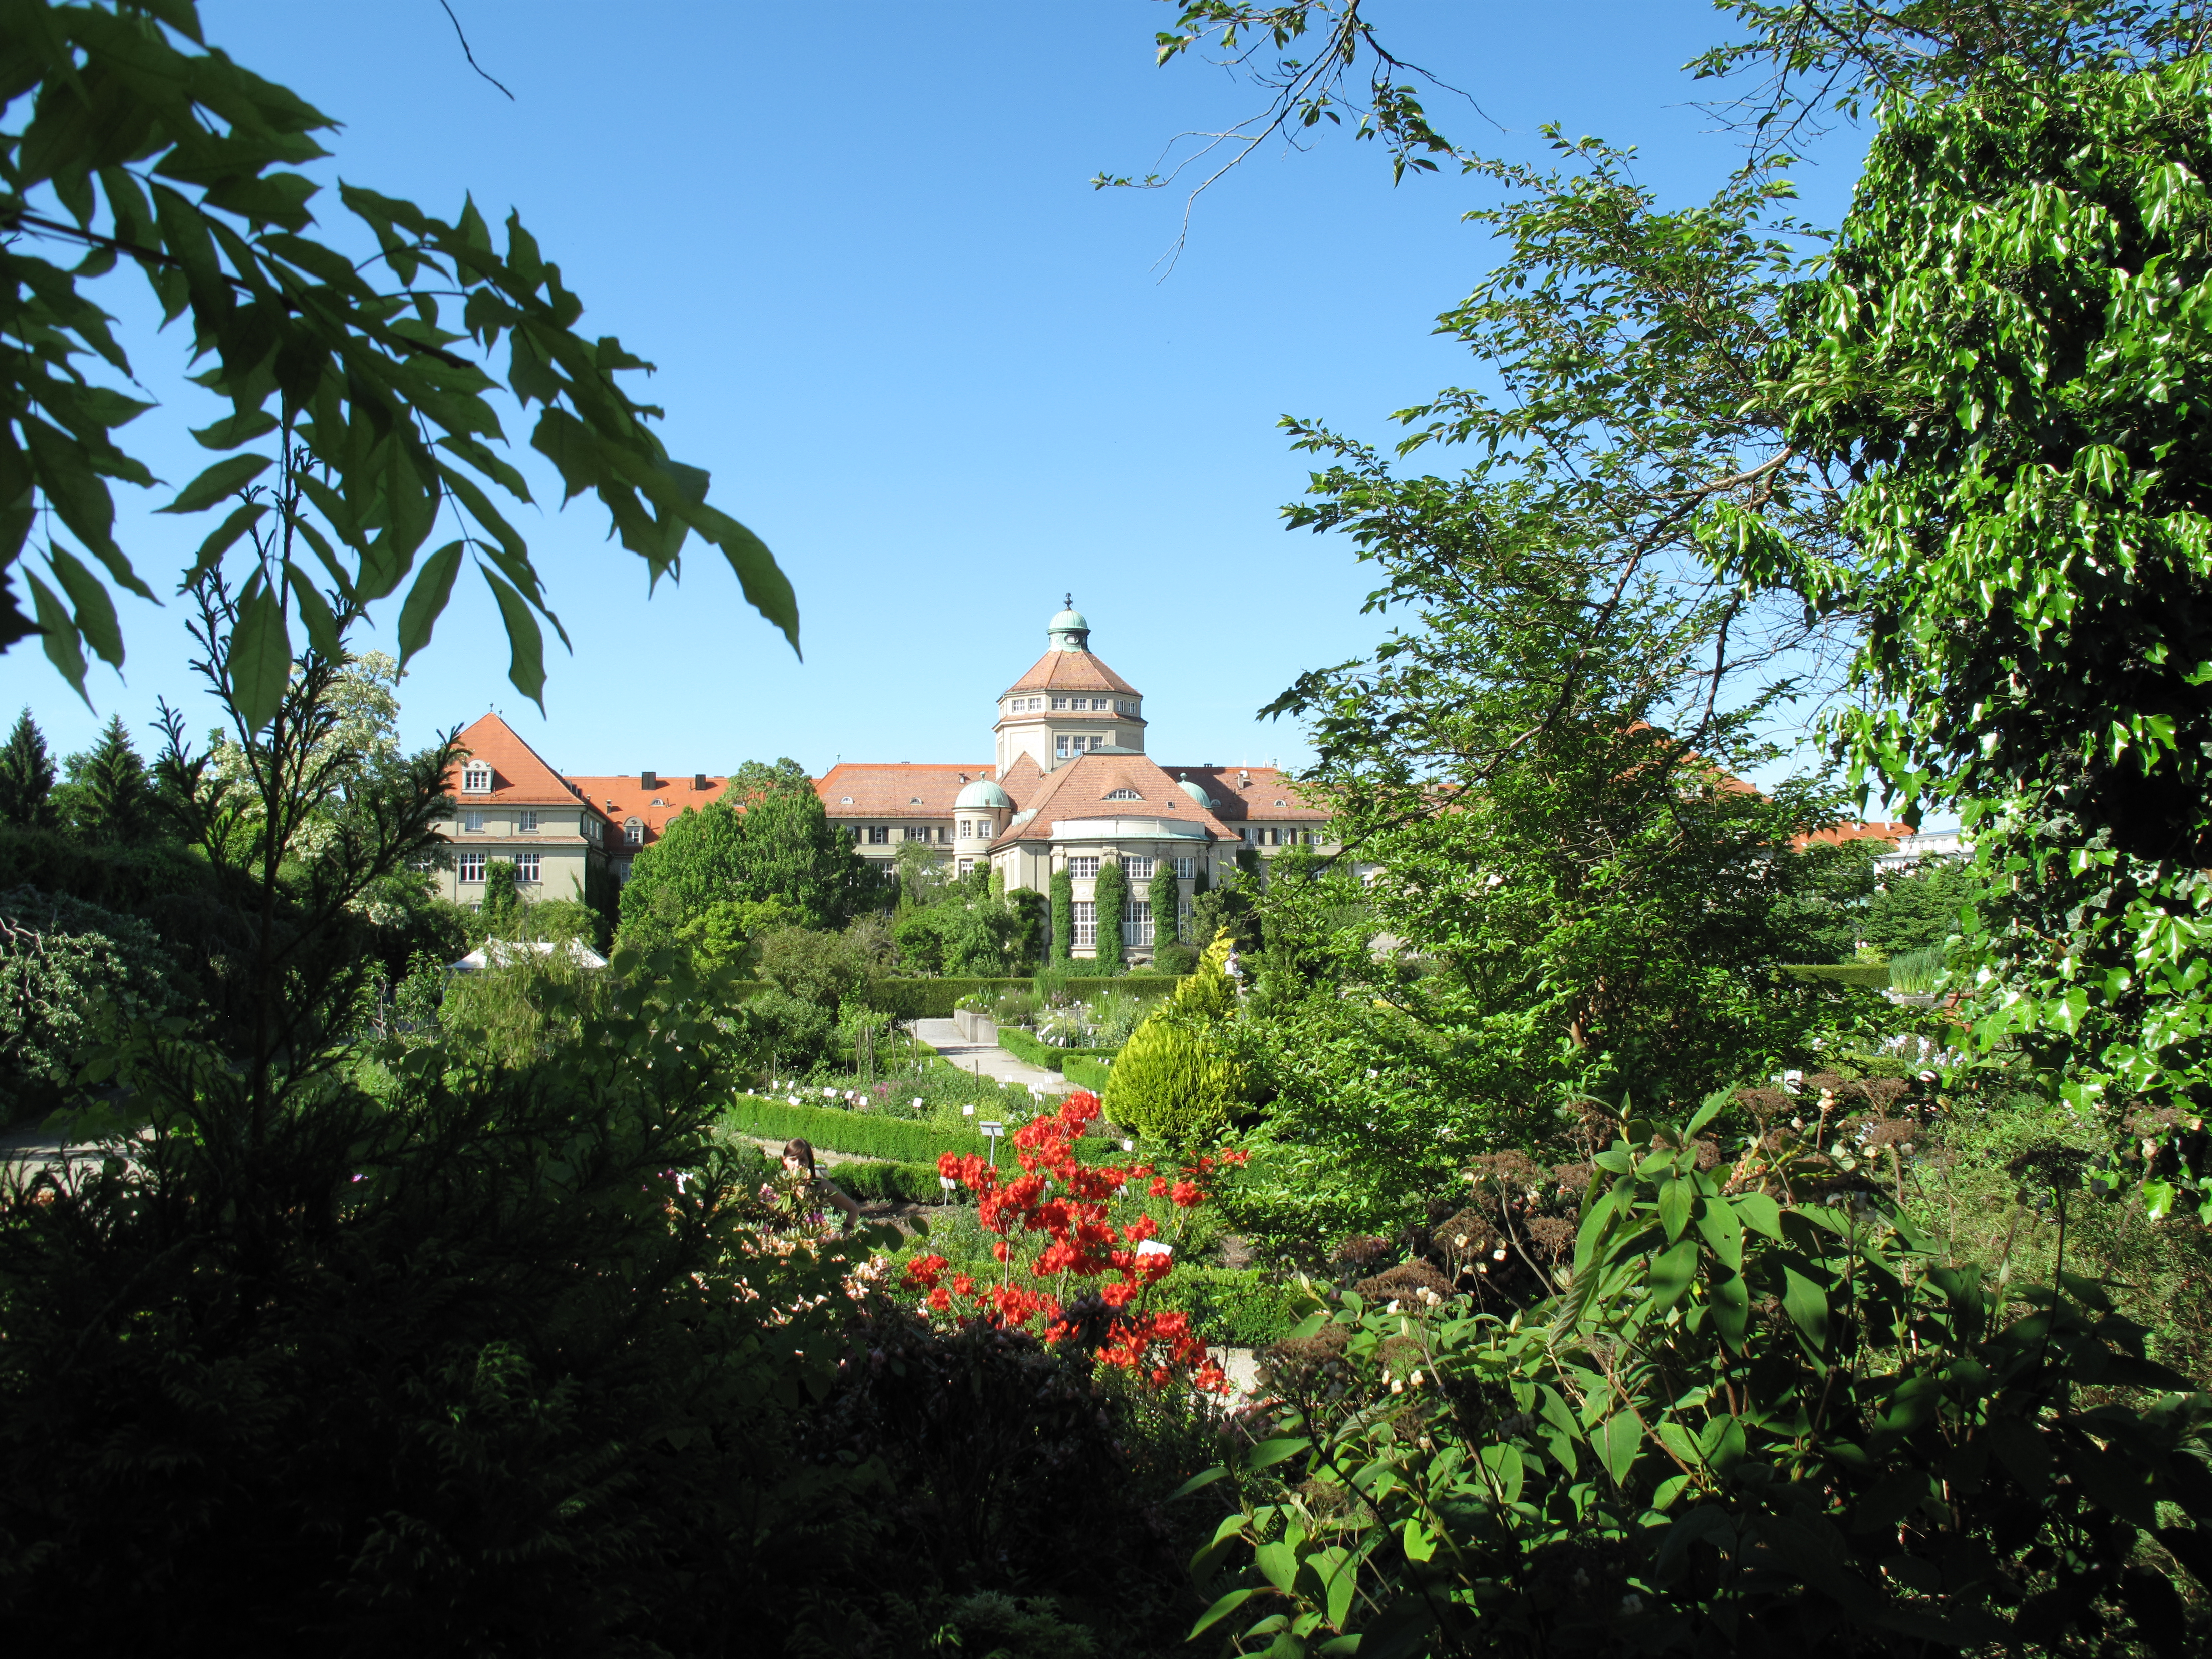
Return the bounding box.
[994,753,1238,846]
[569,773,732,849]
[997,752,1043,809]
[448,714,598,808]
[1178,765,1332,822]
[815,762,998,819]
[999,650,1139,697]
[1794,820,1911,851]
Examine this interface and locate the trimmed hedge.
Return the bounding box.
[1781,963,1891,989]
[723,1097,989,1164]
[831,1161,948,1203]
[1063,1055,1113,1095]
[716,975,1188,1019]
[1154,1266,1321,1347]
[993,1029,1120,1073]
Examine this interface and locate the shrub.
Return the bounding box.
[757,924,876,1009]
[831,1160,946,1203]
[1152,939,1199,975]
[1102,934,1249,1143]
[1888,944,1948,994]
[1050,868,1073,963]
[1153,1265,1316,1347]
[1782,962,1890,988]
[1064,1054,1114,1094]
[734,986,837,1072]
[722,1096,994,1164]
[0,886,176,1117]
[1093,860,1126,966]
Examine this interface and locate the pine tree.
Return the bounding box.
[0,709,59,829]
[65,714,154,845]
[1148,859,1180,953]
[1050,867,1073,962]
[1094,859,1127,968]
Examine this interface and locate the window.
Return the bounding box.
[1067,855,1099,878]
[1121,856,1153,880]
[957,820,969,838]
[457,852,486,883]
[1266,827,1281,846]
[1302,829,1321,845]
[904,826,931,842]
[517,811,539,834]
[1052,696,1070,710]
[1056,735,1070,758]
[956,858,973,876]
[1173,856,1194,880]
[1105,787,1141,801]
[514,853,541,885]
[461,761,491,794]
[1125,898,1153,947]
[1072,901,1096,948]
[868,825,890,845]
[462,809,486,834]
[614,859,633,884]
[839,794,853,804]
[625,818,644,846]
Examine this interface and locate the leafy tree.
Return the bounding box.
[618,785,875,947]
[756,923,875,1011]
[1190,863,1261,958]
[58,712,154,846]
[0,885,174,1116]
[1863,857,1981,958]
[477,858,520,935]
[724,756,813,800]
[0,709,58,828]
[1,1,794,716]
[1050,866,1073,962]
[1147,857,1180,954]
[1093,859,1127,967]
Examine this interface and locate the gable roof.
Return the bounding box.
[448,714,593,808]
[993,752,1238,846]
[997,751,1043,809]
[1795,820,1912,851]
[999,650,1139,698]
[568,773,731,847]
[815,762,997,819]
[1175,765,1331,822]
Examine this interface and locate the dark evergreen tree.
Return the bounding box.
[1148,858,1181,952]
[1050,867,1073,962]
[63,714,154,846]
[0,709,58,829]
[1093,859,1127,968]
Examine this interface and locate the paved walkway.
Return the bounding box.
[909,1018,1071,1095]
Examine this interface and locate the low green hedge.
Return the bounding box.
[723,1097,989,1164]
[831,1160,949,1203]
[993,1029,1119,1072]
[715,976,1187,1019]
[1154,1266,1320,1347]
[1781,963,1891,989]
[1063,1054,1113,1094]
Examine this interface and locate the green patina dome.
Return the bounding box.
[1177,777,1215,809]
[1049,606,1088,632]
[955,778,1013,810]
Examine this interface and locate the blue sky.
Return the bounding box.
[3,1,1871,780]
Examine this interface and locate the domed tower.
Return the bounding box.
[994,598,1146,774]
[953,777,1013,872]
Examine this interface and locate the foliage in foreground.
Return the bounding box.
[1194,1095,2212,1656]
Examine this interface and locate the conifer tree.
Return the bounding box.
[1148,859,1180,953]
[0,710,58,829]
[1094,860,1127,968]
[1050,867,1073,962]
[64,714,153,846]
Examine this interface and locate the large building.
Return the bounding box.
[430,603,1333,964]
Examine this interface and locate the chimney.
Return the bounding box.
[693,773,707,792]
[640,770,657,790]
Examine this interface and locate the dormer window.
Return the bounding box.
[624,818,643,847]
[1104,787,1142,801]
[461,761,492,794]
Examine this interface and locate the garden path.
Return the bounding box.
[909,1018,1071,1096]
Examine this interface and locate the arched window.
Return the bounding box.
[624,818,644,846]
[1104,787,1142,801]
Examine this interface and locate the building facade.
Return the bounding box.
[433,605,1336,963]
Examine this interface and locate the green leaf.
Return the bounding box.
[1255,1540,1301,1594]
[1709,1271,1750,1350]
[1598,1412,1641,1484]
[1191,1588,1262,1639]
[26,572,88,699]
[183,501,267,587]
[1695,1197,1743,1270]
[191,408,279,450]
[159,452,271,515]
[1400,1518,1435,1563]
[480,566,547,711]
[45,545,123,667]
[230,577,292,733]
[1733,1191,1783,1241]
[1658,1177,1691,1241]
[1781,1266,1829,1349]
[396,540,464,667]
[1168,1466,1228,1502]
[283,563,341,660]
[1648,1236,1699,1311]
[1247,1436,1311,1474]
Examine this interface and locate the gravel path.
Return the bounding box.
[909,1018,1072,1095]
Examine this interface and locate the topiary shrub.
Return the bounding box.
[1093,861,1126,966]
[1101,932,1247,1144]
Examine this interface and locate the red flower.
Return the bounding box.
[905,1253,949,1290]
